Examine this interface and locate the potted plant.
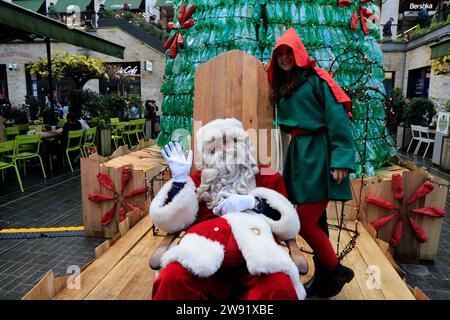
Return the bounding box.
[391,88,409,149]
[401,98,436,153]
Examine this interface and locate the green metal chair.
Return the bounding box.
[110,118,120,124]
[65,129,83,173]
[5,126,19,140]
[7,134,46,179]
[124,119,139,147]
[16,124,30,134]
[0,141,23,192]
[135,118,146,140]
[58,118,67,127]
[0,140,17,181]
[112,122,127,149]
[82,127,97,157]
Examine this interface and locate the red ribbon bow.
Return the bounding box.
[88,166,148,226]
[163,3,196,58]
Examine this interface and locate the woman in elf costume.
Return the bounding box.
[267,28,355,298]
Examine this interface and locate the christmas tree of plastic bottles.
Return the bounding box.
[157,0,397,177]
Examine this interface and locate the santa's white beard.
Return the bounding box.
[197,141,259,213]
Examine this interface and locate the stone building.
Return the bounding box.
[0,0,166,111]
[382,24,450,110]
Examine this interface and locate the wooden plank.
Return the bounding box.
[353,221,415,300]
[81,158,103,237]
[22,270,68,300]
[364,176,398,246]
[85,231,165,300]
[54,216,152,300]
[119,218,130,236]
[376,239,406,279]
[126,209,142,229]
[327,222,366,300]
[396,171,428,264]
[95,239,111,259]
[192,50,273,167]
[420,175,448,260]
[102,166,118,238]
[326,201,360,221]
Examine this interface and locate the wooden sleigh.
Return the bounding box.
[23,51,420,300]
[149,231,309,275]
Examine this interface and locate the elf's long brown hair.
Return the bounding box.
[269,64,310,106]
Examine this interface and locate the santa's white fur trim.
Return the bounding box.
[150,177,198,233]
[196,118,248,153]
[160,233,225,278]
[249,187,300,240]
[223,213,306,300]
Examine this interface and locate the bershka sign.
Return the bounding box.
[409,3,433,10]
[400,1,439,11]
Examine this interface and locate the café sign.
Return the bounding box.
[107,62,141,77]
[118,65,139,76]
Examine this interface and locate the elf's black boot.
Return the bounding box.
[317,262,354,298]
[304,255,327,297]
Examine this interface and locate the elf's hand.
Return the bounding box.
[331,168,349,184]
[161,142,192,183]
[213,193,256,215]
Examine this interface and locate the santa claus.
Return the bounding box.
[150,118,306,300]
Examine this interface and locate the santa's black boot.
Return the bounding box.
[317,262,354,298]
[304,256,327,297]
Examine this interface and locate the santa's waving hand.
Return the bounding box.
[161,142,192,183]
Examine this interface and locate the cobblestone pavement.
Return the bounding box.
[0,166,104,300]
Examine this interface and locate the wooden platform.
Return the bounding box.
[23,216,416,300]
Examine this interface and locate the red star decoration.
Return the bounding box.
[338,0,380,36]
[365,173,445,247]
[163,2,196,58]
[88,166,148,226]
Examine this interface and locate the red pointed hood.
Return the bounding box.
[267,28,352,117]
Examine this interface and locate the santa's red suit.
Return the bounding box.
[150,167,306,300]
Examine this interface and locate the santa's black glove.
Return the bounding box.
[253,197,281,221]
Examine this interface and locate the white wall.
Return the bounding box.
[380,0,400,37]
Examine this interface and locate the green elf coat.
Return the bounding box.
[268,28,355,205]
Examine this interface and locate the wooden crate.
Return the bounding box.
[362,169,447,263]
[193,50,274,169]
[440,136,450,171]
[81,145,168,238]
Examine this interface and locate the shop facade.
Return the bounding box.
[0,25,165,112]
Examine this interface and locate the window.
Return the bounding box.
[25,64,75,105]
[99,62,141,98]
[406,66,431,98]
[0,65,8,106]
[383,71,396,97]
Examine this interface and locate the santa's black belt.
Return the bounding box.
[290,127,327,138]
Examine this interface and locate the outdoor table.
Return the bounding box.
[39,131,62,139]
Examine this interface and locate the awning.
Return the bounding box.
[154,0,174,8]
[104,0,143,10]
[54,0,92,12]
[0,1,124,59]
[431,39,450,59]
[12,0,45,12]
